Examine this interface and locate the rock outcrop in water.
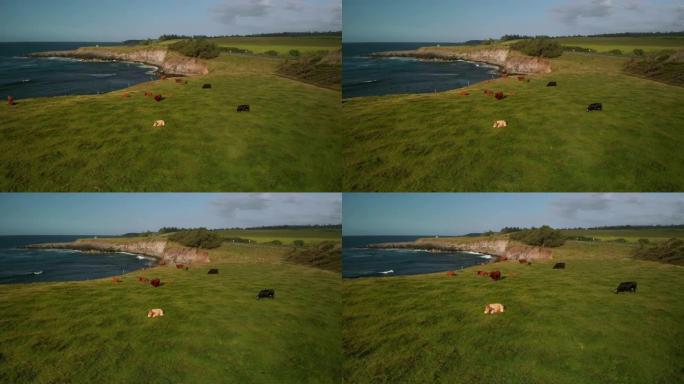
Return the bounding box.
[28,239,211,264]
[371,47,552,75]
[369,238,552,261]
[31,47,209,76]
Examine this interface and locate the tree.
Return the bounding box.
[633,48,645,56]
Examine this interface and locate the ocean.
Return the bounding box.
[342,236,493,278]
[0,42,158,100]
[0,235,154,284]
[342,42,500,98]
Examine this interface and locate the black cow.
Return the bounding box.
[207,269,219,274]
[257,289,275,299]
[202,84,212,89]
[553,262,565,269]
[615,281,637,294]
[587,103,602,112]
[547,81,557,87]
[237,104,250,112]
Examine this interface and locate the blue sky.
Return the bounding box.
[343,193,684,236]
[0,0,341,42]
[0,193,341,235]
[343,0,684,42]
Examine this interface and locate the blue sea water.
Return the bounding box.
[342,42,500,98]
[342,236,493,278]
[0,235,154,284]
[0,42,158,100]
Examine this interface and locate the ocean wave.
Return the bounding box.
[87,73,117,78]
[1,79,32,86]
[44,57,83,62]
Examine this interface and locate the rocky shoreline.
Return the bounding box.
[368,238,553,261]
[370,47,552,75]
[30,47,209,76]
[27,239,211,264]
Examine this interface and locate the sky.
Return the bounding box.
[0,0,341,42]
[343,193,684,236]
[0,193,341,235]
[343,0,684,42]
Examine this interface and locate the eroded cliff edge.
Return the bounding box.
[371,47,552,75]
[28,238,211,264]
[369,238,552,261]
[31,47,209,76]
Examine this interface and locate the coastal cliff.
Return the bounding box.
[28,239,211,264]
[31,47,209,76]
[371,47,552,75]
[369,238,552,261]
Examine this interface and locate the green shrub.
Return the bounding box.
[509,225,566,247]
[607,49,623,55]
[562,45,596,53]
[289,49,300,57]
[222,46,252,54]
[633,238,684,265]
[169,39,220,59]
[264,50,279,56]
[169,229,223,249]
[633,48,645,57]
[293,240,305,247]
[266,240,283,245]
[511,38,563,58]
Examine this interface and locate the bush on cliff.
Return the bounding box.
[511,38,563,58]
[509,225,566,247]
[169,39,220,59]
[169,229,223,249]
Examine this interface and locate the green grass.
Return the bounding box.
[0,42,340,192]
[560,228,684,243]
[214,228,342,245]
[551,36,684,54]
[0,242,341,383]
[343,51,684,191]
[210,36,341,55]
[343,240,684,384]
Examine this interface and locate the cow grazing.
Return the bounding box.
[492,120,507,128]
[147,308,164,318]
[615,281,637,294]
[202,84,212,89]
[484,303,505,314]
[257,289,275,299]
[587,103,602,112]
[138,276,149,283]
[112,276,123,283]
[150,278,161,287]
[153,120,165,127]
[476,270,489,276]
[547,81,557,87]
[447,271,456,277]
[518,259,527,264]
[484,90,495,96]
[553,262,565,269]
[208,269,219,274]
[237,104,250,112]
[495,92,505,100]
[7,96,15,105]
[490,271,502,281]
[154,95,163,102]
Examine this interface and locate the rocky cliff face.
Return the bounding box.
[31,47,209,76]
[369,238,552,261]
[28,239,211,264]
[372,47,552,75]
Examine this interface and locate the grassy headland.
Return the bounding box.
[0,36,341,192]
[343,36,684,191]
[0,229,341,383]
[343,229,684,383]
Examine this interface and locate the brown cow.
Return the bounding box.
[154,94,163,102]
[489,271,502,281]
[476,271,489,276]
[7,96,15,105]
[150,278,161,287]
[447,271,456,277]
[112,276,123,283]
[138,276,150,283]
[484,303,505,314]
[495,92,505,100]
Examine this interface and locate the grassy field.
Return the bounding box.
[343,47,684,191]
[209,36,341,55]
[343,240,684,384]
[0,39,341,192]
[215,228,342,245]
[560,227,684,243]
[552,36,684,54]
[0,239,341,383]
